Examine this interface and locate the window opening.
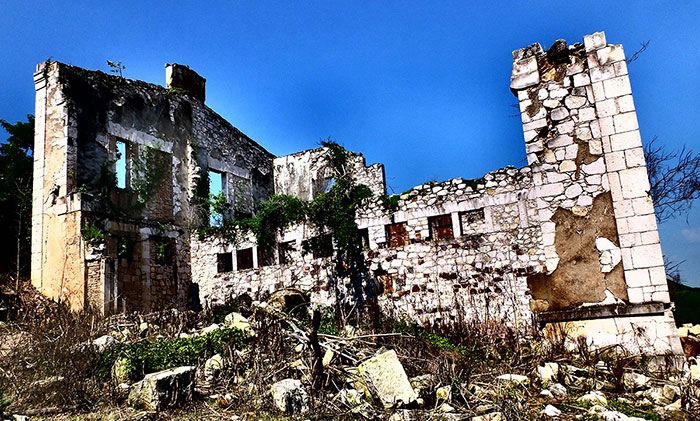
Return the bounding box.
[217,253,233,273]
[116,140,127,189]
[429,214,454,241]
[237,248,254,270]
[386,222,408,247]
[208,169,225,226]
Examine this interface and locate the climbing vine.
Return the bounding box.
[201,141,373,278]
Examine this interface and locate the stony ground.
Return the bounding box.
[1,284,699,420]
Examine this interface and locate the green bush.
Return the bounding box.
[98,327,246,381]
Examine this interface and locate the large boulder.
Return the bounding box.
[271,379,309,414]
[357,350,417,408]
[128,366,196,411]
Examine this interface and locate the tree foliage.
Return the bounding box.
[644,137,700,223]
[0,115,34,281]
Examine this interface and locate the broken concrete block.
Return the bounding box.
[271,378,309,414]
[357,350,417,408]
[128,366,196,411]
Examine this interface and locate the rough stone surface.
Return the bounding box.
[127,366,196,411]
[357,350,417,408]
[271,378,309,414]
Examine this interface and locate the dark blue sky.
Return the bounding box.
[2,1,699,285]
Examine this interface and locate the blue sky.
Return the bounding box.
[1,1,699,285]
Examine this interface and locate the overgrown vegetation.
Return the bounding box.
[98,328,247,381]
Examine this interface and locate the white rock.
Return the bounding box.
[578,390,607,406]
[92,334,118,352]
[622,372,650,390]
[224,312,255,336]
[436,385,451,402]
[271,379,309,414]
[496,374,529,385]
[537,362,559,385]
[541,404,561,417]
[549,383,568,399]
[201,323,220,334]
[204,354,224,382]
[128,366,196,411]
[540,389,554,399]
[357,350,417,408]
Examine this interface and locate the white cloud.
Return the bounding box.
[681,228,700,243]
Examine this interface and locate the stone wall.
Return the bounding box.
[32,32,682,354]
[31,62,274,313]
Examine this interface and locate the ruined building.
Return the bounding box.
[31,32,682,354]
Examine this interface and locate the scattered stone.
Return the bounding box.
[438,402,455,413]
[550,383,567,398]
[578,390,607,406]
[139,322,149,337]
[204,353,224,383]
[496,373,529,385]
[92,334,118,352]
[410,374,437,394]
[540,389,554,399]
[201,323,220,335]
[541,404,561,417]
[224,312,255,336]
[435,385,451,402]
[622,372,650,390]
[128,366,196,411]
[588,404,645,421]
[537,362,559,385]
[271,379,309,414]
[357,350,417,408]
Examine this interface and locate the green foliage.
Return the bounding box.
[0,115,33,277]
[97,328,247,381]
[379,194,401,212]
[608,398,660,421]
[0,390,9,418]
[669,280,700,325]
[129,145,169,205]
[81,224,105,244]
[318,308,341,335]
[392,321,494,364]
[106,60,125,77]
[153,240,168,265]
[167,87,187,95]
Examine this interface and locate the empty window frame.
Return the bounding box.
[357,228,370,249]
[257,245,275,267]
[236,248,254,270]
[460,208,485,235]
[429,214,454,241]
[116,140,128,189]
[217,253,233,273]
[386,222,408,247]
[152,238,172,265]
[208,169,226,226]
[278,241,295,265]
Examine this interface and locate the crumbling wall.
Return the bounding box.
[32,62,275,313]
[273,148,385,201]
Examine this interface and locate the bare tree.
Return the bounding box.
[644,136,700,223]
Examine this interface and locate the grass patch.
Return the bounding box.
[98,327,247,381]
[608,398,660,421]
